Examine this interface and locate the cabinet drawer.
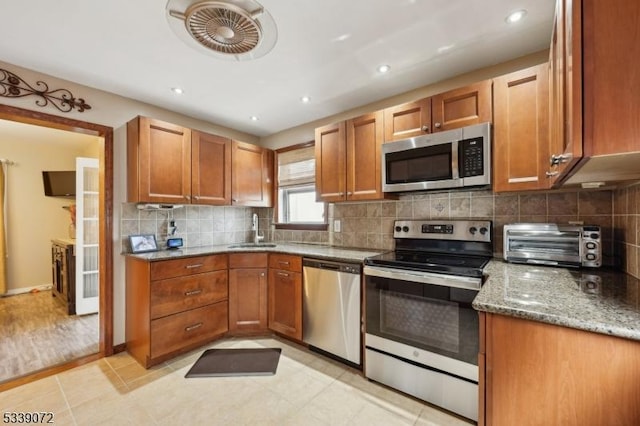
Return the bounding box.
[269,254,302,272]
[150,301,228,359]
[150,270,228,319]
[150,254,227,280]
[228,252,268,268]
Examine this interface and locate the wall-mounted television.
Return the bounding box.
[42,171,76,197]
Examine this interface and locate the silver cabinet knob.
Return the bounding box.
[546,171,559,177]
[434,122,441,129]
[421,125,430,132]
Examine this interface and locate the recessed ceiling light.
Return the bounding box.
[506,9,527,24]
[171,87,184,94]
[250,115,259,121]
[332,33,351,43]
[377,64,391,74]
[301,96,311,103]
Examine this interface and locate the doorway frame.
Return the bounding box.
[0,103,113,391]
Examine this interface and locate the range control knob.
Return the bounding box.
[395,226,402,232]
[590,233,600,239]
[586,242,596,249]
[469,227,478,235]
[402,226,410,232]
[479,227,488,235]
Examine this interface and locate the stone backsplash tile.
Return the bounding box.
[121,187,637,273]
[614,184,640,278]
[548,192,578,216]
[519,194,547,216]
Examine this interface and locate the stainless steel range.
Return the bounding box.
[363,219,492,421]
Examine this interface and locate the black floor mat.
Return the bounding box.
[185,348,281,378]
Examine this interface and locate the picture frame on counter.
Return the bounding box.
[129,234,158,254]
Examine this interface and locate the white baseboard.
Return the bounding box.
[3,284,53,296]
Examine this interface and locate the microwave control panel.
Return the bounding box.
[459,137,484,177]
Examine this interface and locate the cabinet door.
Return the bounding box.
[548,0,583,186]
[346,111,385,201]
[582,0,640,157]
[493,63,551,192]
[150,302,228,359]
[484,314,640,426]
[228,267,268,334]
[431,80,492,131]
[127,116,192,203]
[231,140,273,207]
[383,98,431,141]
[315,121,346,202]
[191,130,231,205]
[268,269,302,340]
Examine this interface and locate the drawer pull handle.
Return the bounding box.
[185,322,203,332]
[185,263,204,269]
[184,289,202,296]
[277,272,290,277]
[278,261,290,266]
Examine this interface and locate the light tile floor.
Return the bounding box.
[0,336,474,425]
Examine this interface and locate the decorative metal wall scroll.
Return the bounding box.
[0,68,91,113]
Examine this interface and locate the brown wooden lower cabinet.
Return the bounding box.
[480,313,640,426]
[150,302,228,359]
[268,254,302,341]
[125,254,229,368]
[228,253,268,335]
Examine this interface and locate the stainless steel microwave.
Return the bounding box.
[381,122,491,193]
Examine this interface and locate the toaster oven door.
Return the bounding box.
[504,229,582,266]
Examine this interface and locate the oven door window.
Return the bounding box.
[385,143,453,184]
[366,274,478,365]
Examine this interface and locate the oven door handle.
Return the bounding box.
[363,266,481,291]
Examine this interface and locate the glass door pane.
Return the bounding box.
[75,157,99,315]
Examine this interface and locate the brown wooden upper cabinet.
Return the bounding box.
[127,116,192,204]
[548,0,640,185]
[231,140,273,207]
[191,130,232,205]
[383,98,431,141]
[127,116,232,205]
[315,111,388,203]
[383,81,492,142]
[493,63,550,192]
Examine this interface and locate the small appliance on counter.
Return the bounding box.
[503,223,601,268]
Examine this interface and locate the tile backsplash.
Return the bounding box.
[614,184,640,278]
[121,186,640,276]
[270,189,616,264]
[120,203,266,252]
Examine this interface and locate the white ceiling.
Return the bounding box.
[0,0,555,137]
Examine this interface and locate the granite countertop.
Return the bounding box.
[125,242,383,264]
[474,260,640,342]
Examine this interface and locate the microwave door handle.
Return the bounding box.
[451,140,460,179]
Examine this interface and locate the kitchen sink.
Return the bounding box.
[227,243,277,249]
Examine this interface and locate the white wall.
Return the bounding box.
[0,120,99,293]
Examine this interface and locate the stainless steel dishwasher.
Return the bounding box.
[302,258,362,366]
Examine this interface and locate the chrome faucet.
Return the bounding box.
[252,213,264,244]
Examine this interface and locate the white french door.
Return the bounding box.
[75,157,99,315]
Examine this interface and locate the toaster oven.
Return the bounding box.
[503,223,601,268]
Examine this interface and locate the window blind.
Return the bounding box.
[277,146,315,187]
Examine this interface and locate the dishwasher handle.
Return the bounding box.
[303,258,361,275]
